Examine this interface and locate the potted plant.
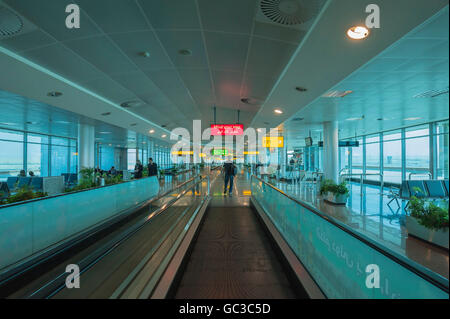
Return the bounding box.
[406,194,449,249]
[320,179,349,205]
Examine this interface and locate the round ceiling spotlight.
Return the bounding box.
[120,101,142,108]
[47,91,63,97]
[0,7,23,37]
[178,49,192,56]
[161,134,167,138]
[138,51,151,58]
[347,26,370,40]
[274,108,283,114]
[149,129,155,134]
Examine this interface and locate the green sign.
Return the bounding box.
[212,149,228,156]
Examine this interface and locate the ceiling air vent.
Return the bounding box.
[259,0,324,26]
[0,6,23,37]
[413,87,449,98]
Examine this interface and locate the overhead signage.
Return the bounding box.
[262,136,284,148]
[211,149,228,156]
[211,124,244,136]
[318,141,360,148]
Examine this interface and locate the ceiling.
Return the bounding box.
[284,4,449,148]
[0,88,170,149]
[0,0,325,135]
[0,0,448,150]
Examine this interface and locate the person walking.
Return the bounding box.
[134,160,143,179]
[148,158,158,177]
[223,157,236,196]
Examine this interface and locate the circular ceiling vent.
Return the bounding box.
[0,7,23,37]
[260,0,321,25]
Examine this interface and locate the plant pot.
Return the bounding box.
[405,215,449,249]
[324,192,349,205]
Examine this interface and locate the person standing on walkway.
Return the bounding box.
[223,157,236,196]
[134,160,143,179]
[148,158,158,177]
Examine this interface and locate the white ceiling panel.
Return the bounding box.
[64,36,139,76]
[137,0,200,30]
[198,0,257,34]
[4,0,102,41]
[0,29,56,53]
[204,31,249,71]
[76,0,149,34]
[20,43,103,83]
[253,21,305,44]
[109,31,173,70]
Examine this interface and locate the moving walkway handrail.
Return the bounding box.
[409,172,433,180]
[11,175,209,298]
[251,175,449,293]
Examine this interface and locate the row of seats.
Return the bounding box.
[6,177,44,191]
[62,173,78,186]
[388,179,449,209]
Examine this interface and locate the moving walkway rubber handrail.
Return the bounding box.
[251,175,449,293]
[30,176,207,299]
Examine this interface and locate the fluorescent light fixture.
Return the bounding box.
[161,134,167,138]
[347,26,369,40]
[404,117,422,121]
[149,129,155,134]
[99,131,112,134]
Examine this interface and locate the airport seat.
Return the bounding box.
[6,177,18,190]
[68,173,78,185]
[0,182,10,200]
[424,180,447,199]
[30,177,43,192]
[17,177,32,189]
[407,180,428,198]
[444,180,449,196]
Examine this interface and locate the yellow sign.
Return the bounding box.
[171,151,194,155]
[244,151,259,155]
[262,136,284,148]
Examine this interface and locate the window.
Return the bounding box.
[127,149,136,170]
[365,134,381,182]
[0,129,24,180]
[27,133,49,177]
[351,139,363,175]
[383,130,402,184]
[436,121,449,179]
[405,126,430,179]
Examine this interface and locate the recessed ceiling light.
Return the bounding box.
[99,131,112,134]
[347,26,369,40]
[47,91,63,97]
[292,117,304,122]
[149,129,155,134]
[138,51,151,58]
[101,112,111,116]
[404,117,422,121]
[178,49,192,56]
[345,116,364,121]
[161,134,167,138]
[274,109,283,114]
[0,122,16,126]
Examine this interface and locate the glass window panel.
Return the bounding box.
[27,143,49,177]
[405,136,430,179]
[51,145,69,176]
[100,146,115,170]
[0,140,23,180]
[70,147,77,174]
[366,134,380,143]
[436,128,449,180]
[0,129,23,142]
[405,125,429,138]
[383,130,402,141]
[51,137,69,146]
[127,149,136,170]
[351,139,363,174]
[28,133,49,144]
[383,139,402,184]
[365,141,380,181]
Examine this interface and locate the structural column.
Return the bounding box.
[323,121,339,183]
[77,123,95,171]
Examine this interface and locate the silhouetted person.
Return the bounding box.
[134,160,143,179]
[18,170,26,177]
[109,166,117,176]
[148,158,158,177]
[29,171,35,177]
[223,157,236,196]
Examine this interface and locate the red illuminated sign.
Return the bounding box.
[211,124,244,136]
